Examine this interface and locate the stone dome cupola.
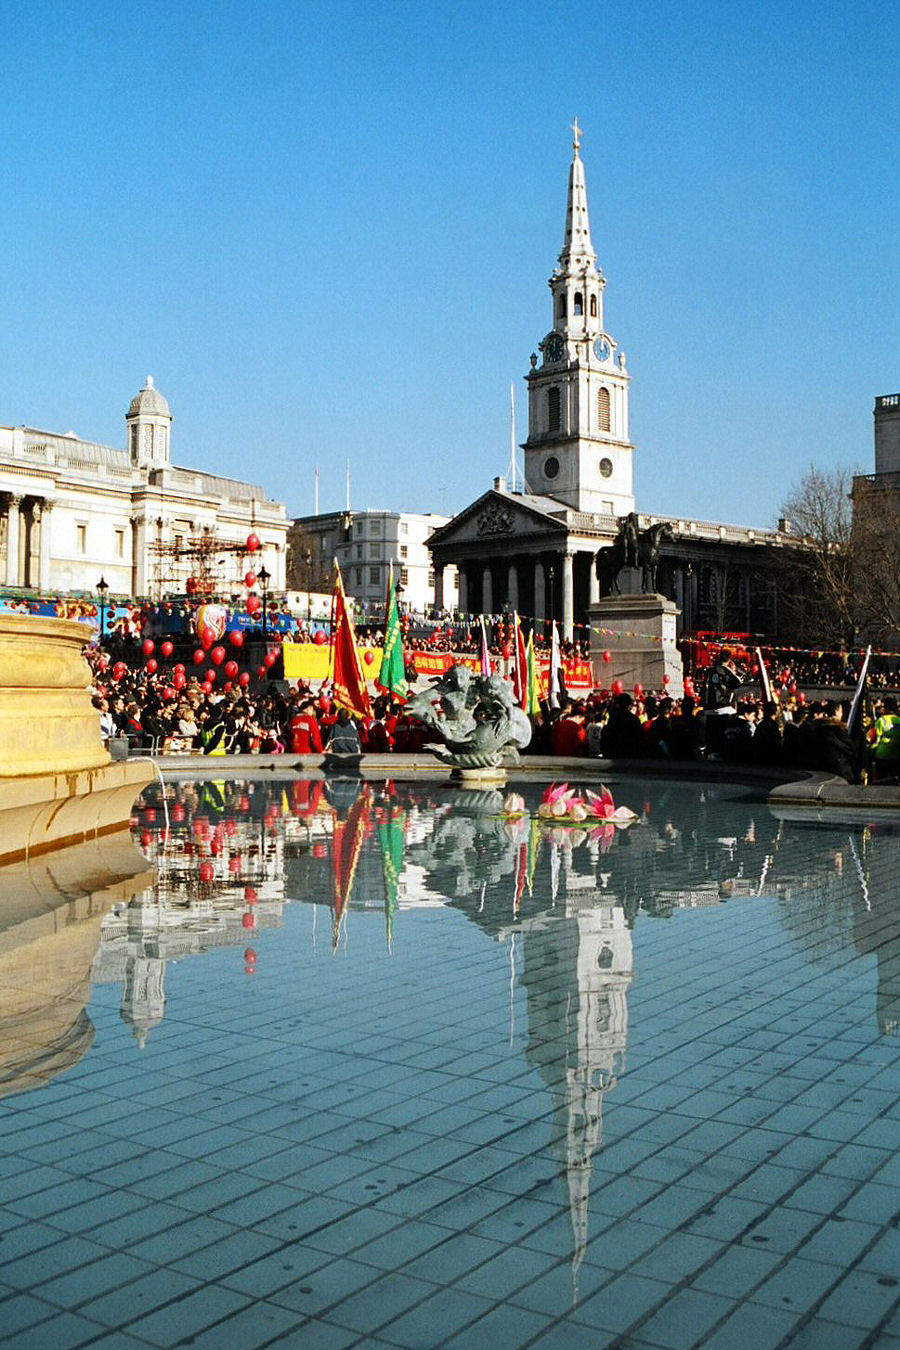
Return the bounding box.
[126,376,172,467]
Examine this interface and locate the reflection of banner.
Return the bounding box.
[282,646,594,689]
[378,807,406,951]
[332,789,371,950]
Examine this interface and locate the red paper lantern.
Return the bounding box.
[612,679,625,696]
[229,630,244,648]
[161,640,174,658]
[244,571,257,589]
[225,660,239,679]
[210,646,226,666]
[238,672,251,687]
[602,650,612,664]
[193,649,206,666]
[146,657,158,673]
[142,638,155,657]
[313,629,327,645]
[246,533,261,553]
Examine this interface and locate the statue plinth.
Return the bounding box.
[590,594,684,697]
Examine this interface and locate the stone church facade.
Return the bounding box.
[429,126,792,642]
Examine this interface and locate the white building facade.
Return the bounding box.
[292,509,458,617]
[0,378,288,599]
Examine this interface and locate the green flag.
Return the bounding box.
[376,562,408,701]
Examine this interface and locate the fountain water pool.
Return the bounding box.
[1,774,899,1349]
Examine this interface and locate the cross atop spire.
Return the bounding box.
[571,116,582,157]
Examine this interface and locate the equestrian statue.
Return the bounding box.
[594,515,673,596]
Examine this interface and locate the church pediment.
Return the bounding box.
[429,489,569,552]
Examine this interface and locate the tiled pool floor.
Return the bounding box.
[2,776,900,1348]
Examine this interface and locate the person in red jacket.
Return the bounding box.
[290,698,324,754]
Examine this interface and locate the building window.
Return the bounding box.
[544,455,560,480]
[574,292,583,316]
[558,295,566,319]
[547,387,561,432]
[76,523,87,554]
[399,521,409,536]
[355,568,362,586]
[428,569,435,587]
[356,544,362,559]
[115,529,125,558]
[599,456,613,478]
[598,387,611,432]
[370,566,380,585]
[370,519,382,536]
[590,295,597,318]
[399,545,408,559]
[400,567,409,586]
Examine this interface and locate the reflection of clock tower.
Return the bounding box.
[524,121,635,518]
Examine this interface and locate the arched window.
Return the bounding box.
[547,387,561,432]
[558,294,567,319]
[574,292,583,316]
[590,295,597,318]
[598,387,611,432]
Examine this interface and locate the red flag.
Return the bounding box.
[330,566,372,719]
[512,612,529,710]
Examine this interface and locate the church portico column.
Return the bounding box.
[562,551,575,642]
[534,558,546,624]
[6,497,22,587]
[433,563,444,612]
[507,561,519,613]
[482,564,493,616]
[457,566,468,618]
[589,549,600,607]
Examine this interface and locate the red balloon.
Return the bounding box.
[612,679,625,696]
[663,673,671,685]
[257,665,267,677]
[244,571,257,588]
[363,651,375,665]
[225,660,239,679]
[263,651,277,668]
[798,691,807,705]
[602,650,612,663]
[201,626,215,650]
[161,640,174,658]
[229,630,244,648]
[146,657,158,674]
[206,669,217,684]
[313,629,327,645]
[244,886,258,903]
[223,681,233,692]
[633,683,643,698]
[246,533,260,553]
[113,662,126,680]
[247,594,262,615]
[142,638,155,656]
[228,855,242,874]
[501,643,512,659]
[174,663,185,675]
[163,686,175,701]
[242,912,256,928]
[173,671,186,690]
[238,672,251,687]
[210,645,226,666]
[194,649,206,666]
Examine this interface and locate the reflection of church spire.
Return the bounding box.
[120,956,166,1048]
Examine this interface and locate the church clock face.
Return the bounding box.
[544,333,565,364]
[594,337,611,362]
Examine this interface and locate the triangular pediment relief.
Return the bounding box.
[429,490,568,549]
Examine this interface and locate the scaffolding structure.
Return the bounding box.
[148,530,257,601]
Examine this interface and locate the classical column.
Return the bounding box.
[589,548,600,606]
[18,501,30,587]
[534,558,546,623]
[562,551,575,642]
[507,560,519,613]
[6,497,21,587]
[482,563,493,615]
[132,516,148,597]
[433,562,444,612]
[38,501,53,592]
[457,566,468,618]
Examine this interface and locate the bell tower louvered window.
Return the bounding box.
[598,387,611,432]
[547,387,561,432]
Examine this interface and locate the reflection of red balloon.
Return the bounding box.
[225,660,239,679]
[210,645,226,666]
[244,571,257,588]
[244,886,258,903]
[143,639,155,656]
[146,657,158,673]
[194,649,206,666]
[612,679,624,696]
[363,651,375,665]
[798,691,807,705]
[229,856,242,874]
[174,662,185,675]
[238,672,251,687]
[199,861,214,883]
[244,947,257,962]
[140,829,152,848]
[602,650,612,664]
[313,629,327,645]
[247,594,261,615]
[229,630,244,648]
[246,533,260,553]
[161,640,174,658]
[242,912,255,928]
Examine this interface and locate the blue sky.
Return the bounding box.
[1,0,897,528]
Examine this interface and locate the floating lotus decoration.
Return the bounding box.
[537,783,638,829]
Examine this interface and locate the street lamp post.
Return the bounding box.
[258,565,271,642]
[304,551,312,625]
[96,576,109,648]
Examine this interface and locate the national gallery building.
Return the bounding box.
[0,378,288,600]
[429,128,794,642]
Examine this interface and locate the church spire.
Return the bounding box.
[558,117,596,272]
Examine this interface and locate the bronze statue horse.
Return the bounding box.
[638,521,673,593]
[595,512,640,596]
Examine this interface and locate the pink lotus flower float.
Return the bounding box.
[536,783,638,829]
